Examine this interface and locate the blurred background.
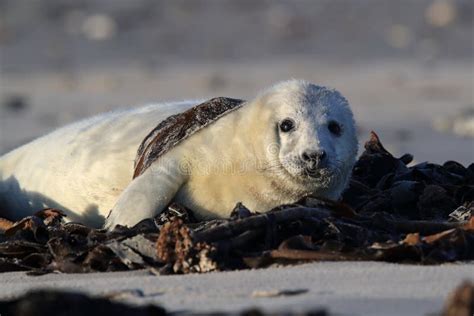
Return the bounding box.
[0,0,473,164]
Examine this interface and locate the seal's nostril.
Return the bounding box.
[302,150,326,163]
[302,152,311,161]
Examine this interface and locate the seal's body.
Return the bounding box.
[0,101,193,225]
[0,80,358,228]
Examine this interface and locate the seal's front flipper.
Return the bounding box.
[104,161,186,230]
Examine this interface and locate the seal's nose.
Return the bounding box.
[302,150,326,169]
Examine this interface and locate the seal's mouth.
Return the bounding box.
[303,166,335,184]
[277,157,340,188]
[305,166,324,178]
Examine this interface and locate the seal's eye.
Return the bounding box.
[328,121,342,136]
[279,119,295,133]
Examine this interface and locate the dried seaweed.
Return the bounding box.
[134,97,244,178]
[442,281,474,316]
[0,132,473,274]
[0,290,166,316]
[0,289,329,316]
[156,219,218,274]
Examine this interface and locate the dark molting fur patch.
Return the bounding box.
[133,97,245,178]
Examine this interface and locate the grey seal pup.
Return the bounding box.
[0,80,358,229]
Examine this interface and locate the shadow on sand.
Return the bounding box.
[0,175,105,228]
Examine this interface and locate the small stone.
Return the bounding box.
[2,95,29,112]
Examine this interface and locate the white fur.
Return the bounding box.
[0,80,358,229]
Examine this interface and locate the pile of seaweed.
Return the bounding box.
[0,132,473,275]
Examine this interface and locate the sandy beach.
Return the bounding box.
[0,262,471,315]
[0,1,472,315]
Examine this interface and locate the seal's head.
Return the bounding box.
[256,80,358,200]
